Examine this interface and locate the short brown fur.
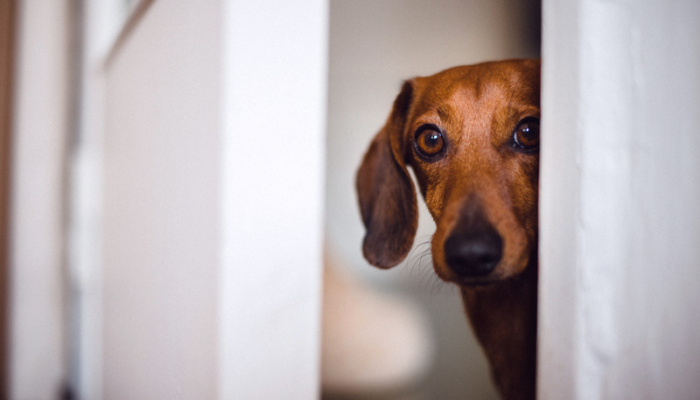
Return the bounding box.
[357,60,540,400]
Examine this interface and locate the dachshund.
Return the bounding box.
[356,59,540,400]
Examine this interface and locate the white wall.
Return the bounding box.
[539,0,700,398]
[10,1,71,398]
[219,0,327,398]
[101,2,221,398]
[10,0,327,398]
[92,0,327,398]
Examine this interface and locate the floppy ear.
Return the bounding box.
[356,81,418,268]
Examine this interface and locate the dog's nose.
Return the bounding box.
[444,227,502,278]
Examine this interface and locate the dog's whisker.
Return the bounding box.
[405,237,432,275]
[413,247,449,295]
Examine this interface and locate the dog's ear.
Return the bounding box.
[356,81,418,268]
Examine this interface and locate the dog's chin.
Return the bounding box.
[434,260,533,288]
[455,277,502,287]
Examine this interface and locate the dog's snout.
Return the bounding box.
[444,226,502,278]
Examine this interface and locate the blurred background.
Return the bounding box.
[322,0,539,398]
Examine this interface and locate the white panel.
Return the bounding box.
[538,1,581,398]
[101,1,221,398]
[96,0,327,398]
[219,0,327,399]
[540,0,700,399]
[10,1,70,398]
[71,0,119,397]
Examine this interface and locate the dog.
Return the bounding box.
[356,59,540,399]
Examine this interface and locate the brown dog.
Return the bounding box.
[356,59,540,399]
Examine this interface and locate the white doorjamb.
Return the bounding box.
[219,1,328,398]
[539,0,700,399]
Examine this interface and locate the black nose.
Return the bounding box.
[444,226,502,278]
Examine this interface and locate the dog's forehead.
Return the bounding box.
[405,61,540,138]
[415,61,539,110]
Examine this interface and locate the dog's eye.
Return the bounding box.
[414,126,445,159]
[513,118,540,151]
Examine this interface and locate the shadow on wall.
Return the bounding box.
[322,0,540,399]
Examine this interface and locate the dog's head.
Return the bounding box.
[357,60,540,285]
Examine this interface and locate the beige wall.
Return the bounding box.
[325,0,540,398]
[101,2,221,398]
[98,0,328,398]
[10,0,72,398]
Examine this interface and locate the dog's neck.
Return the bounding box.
[460,263,538,400]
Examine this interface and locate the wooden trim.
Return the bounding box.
[0,0,16,398]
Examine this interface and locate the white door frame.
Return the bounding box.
[69,0,328,399]
[539,0,700,398]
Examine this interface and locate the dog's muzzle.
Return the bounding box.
[444,217,503,278]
